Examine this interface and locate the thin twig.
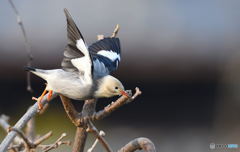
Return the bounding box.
[111,24,120,38]
[97,35,104,40]
[8,127,35,149]
[0,92,57,152]
[87,121,113,152]
[0,115,10,131]
[40,133,71,152]
[0,115,22,144]
[33,131,52,145]
[8,0,33,92]
[87,130,105,152]
[118,138,156,152]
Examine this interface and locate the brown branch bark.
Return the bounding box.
[92,87,141,121]
[87,121,113,152]
[60,95,81,126]
[118,138,156,152]
[60,94,97,152]
[71,99,97,152]
[60,88,142,152]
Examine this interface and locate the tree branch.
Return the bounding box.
[59,95,81,126]
[87,130,105,152]
[40,133,71,152]
[0,92,57,152]
[92,87,141,121]
[8,0,33,92]
[72,99,97,152]
[8,127,35,150]
[0,115,22,144]
[118,138,156,152]
[87,121,113,152]
[111,24,120,38]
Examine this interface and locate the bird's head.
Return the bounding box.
[95,75,129,98]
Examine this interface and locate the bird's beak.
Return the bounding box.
[120,90,129,97]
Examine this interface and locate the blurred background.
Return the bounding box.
[1,0,240,151]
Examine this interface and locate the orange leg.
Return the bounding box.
[47,90,53,101]
[32,89,47,110]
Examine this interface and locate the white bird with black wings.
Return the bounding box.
[26,9,128,110]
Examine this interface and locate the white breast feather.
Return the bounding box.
[97,50,120,61]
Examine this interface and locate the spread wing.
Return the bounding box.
[88,37,121,78]
[62,9,92,82]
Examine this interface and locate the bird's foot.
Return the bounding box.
[32,96,43,110]
[32,89,47,110]
[47,90,53,101]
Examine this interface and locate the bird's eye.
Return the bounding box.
[115,86,118,90]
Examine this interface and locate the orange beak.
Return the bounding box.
[120,90,129,97]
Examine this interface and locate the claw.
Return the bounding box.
[47,90,53,101]
[32,89,47,110]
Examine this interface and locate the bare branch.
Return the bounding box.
[59,95,81,126]
[0,92,57,152]
[0,115,22,144]
[87,130,105,152]
[0,115,10,131]
[40,133,71,152]
[8,128,35,149]
[92,88,141,121]
[8,0,33,92]
[118,138,156,152]
[87,121,112,152]
[25,117,35,142]
[111,24,120,38]
[33,131,52,145]
[72,99,97,152]
[97,35,104,40]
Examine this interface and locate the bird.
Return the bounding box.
[26,8,129,110]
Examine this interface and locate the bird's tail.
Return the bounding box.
[25,66,48,80]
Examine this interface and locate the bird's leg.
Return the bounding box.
[47,90,53,101]
[32,89,48,110]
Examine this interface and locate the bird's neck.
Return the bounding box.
[94,76,112,98]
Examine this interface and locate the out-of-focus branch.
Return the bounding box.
[8,127,35,150]
[25,115,35,142]
[118,138,156,152]
[39,133,71,152]
[8,0,33,92]
[0,115,10,131]
[0,93,57,152]
[111,24,120,38]
[87,121,112,152]
[0,115,22,144]
[87,130,105,152]
[33,131,52,145]
[92,87,142,121]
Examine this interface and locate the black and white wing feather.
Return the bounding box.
[62,9,92,82]
[88,38,121,78]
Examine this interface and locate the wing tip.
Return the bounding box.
[64,8,71,20]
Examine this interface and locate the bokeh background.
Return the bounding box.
[1,0,240,151]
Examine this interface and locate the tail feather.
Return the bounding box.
[24,66,36,72]
[25,66,48,80]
